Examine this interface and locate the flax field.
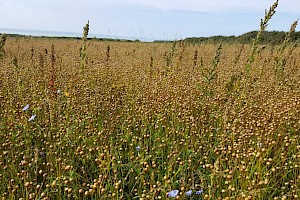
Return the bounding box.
[1,5,300,200]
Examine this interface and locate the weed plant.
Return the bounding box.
[0,34,6,59]
[80,21,89,69]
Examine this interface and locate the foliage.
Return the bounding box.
[184,30,300,45]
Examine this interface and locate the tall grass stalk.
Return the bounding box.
[0,34,6,60]
[226,0,278,95]
[193,49,198,69]
[105,45,110,62]
[80,21,89,69]
[164,41,177,77]
[274,19,299,83]
[245,0,278,73]
[201,43,222,96]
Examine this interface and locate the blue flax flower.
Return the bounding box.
[195,189,203,195]
[22,104,29,111]
[168,190,179,198]
[28,114,36,122]
[185,190,192,196]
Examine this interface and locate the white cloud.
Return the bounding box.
[1,0,299,14]
[0,0,298,39]
[98,0,300,13]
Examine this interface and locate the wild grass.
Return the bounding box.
[0,34,6,59]
[0,2,300,200]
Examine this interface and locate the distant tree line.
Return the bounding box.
[183,31,300,45]
[2,33,137,42]
[3,31,300,44]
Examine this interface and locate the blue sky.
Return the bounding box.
[0,0,299,41]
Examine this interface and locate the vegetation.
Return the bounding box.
[5,30,300,45]
[0,0,299,199]
[3,34,136,43]
[0,34,6,59]
[184,30,300,45]
[185,31,300,45]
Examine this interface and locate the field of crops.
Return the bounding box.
[0,26,300,200]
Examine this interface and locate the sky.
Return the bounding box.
[0,0,299,41]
